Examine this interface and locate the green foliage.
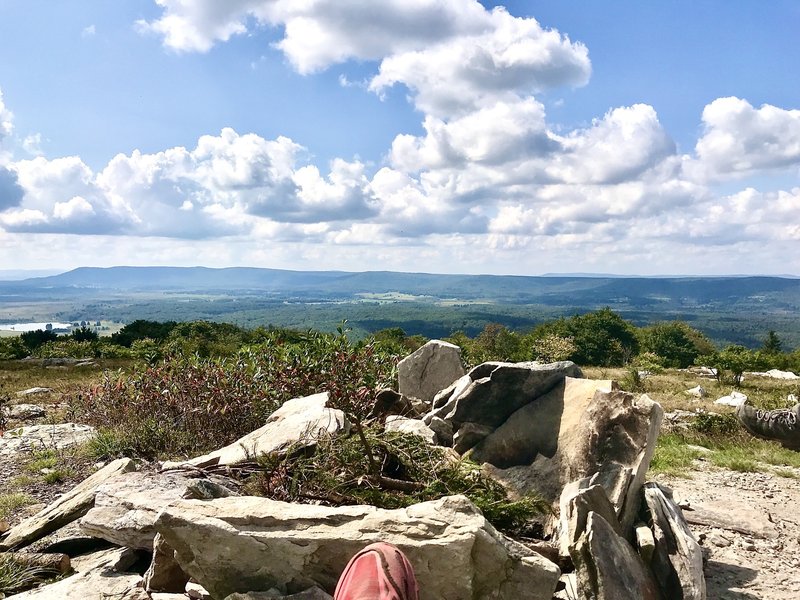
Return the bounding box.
[528,332,577,364]
[690,412,740,436]
[716,345,765,386]
[20,328,58,351]
[247,429,549,534]
[0,553,60,595]
[0,336,28,360]
[32,339,97,359]
[71,326,98,342]
[761,330,783,355]
[638,321,714,368]
[649,433,704,477]
[534,308,639,366]
[111,319,178,347]
[164,320,250,358]
[620,368,647,393]
[369,328,427,355]
[0,492,35,520]
[71,329,398,460]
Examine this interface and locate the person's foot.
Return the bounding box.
[736,401,800,450]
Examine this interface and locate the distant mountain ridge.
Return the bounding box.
[7,266,800,308]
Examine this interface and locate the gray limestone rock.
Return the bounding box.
[430,361,582,430]
[9,547,147,599]
[643,482,706,600]
[161,392,350,470]
[155,494,560,600]
[0,423,96,457]
[483,380,662,537]
[384,415,437,445]
[80,471,234,550]
[570,511,659,600]
[398,340,465,403]
[0,458,137,551]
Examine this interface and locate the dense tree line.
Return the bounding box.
[1,311,799,382]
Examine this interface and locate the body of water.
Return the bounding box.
[0,322,73,332]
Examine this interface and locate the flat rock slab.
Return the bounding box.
[16,387,53,396]
[0,458,137,551]
[10,547,147,599]
[81,470,235,550]
[0,423,96,457]
[683,500,778,539]
[2,404,46,419]
[155,494,561,600]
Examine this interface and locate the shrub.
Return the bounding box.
[246,429,549,534]
[71,330,398,460]
[0,337,27,360]
[638,321,714,368]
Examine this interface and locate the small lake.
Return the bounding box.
[0,322,73,332]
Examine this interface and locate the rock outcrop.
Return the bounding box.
[0,423,96,456]
[81,471,237,550]
[155,494,561,600]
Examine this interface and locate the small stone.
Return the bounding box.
[707,532,732,548]
[186,581,213,599]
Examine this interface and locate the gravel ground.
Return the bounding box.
[659,464,800,600]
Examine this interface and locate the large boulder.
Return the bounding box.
[81,471,236,550]
[161,392,349,470]
[470,377,612,469]
[397,340,465,402]
[0,458,137,551]
[483,379,662,536]
[643,483,706,600]
[155,495,561,600]
[428,361,582,435]
[570,512,659,600]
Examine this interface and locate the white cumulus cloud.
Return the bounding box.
[695,97,800,178]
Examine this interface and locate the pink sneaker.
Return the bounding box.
[334,542,419,600]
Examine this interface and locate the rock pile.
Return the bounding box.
[0,340,705,599]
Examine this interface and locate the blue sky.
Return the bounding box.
[0,1,798,276]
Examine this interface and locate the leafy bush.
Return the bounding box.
[0,337,27,360]
[532,308,638,366]
[32,339,97,359]
[20,329,57,352]
[638,321,714,368]
[111,319,178,347]
[72,330,398,460]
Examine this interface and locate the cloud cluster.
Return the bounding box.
[140,0,589,119]
[695,97,800,178]
[1,3,799,275]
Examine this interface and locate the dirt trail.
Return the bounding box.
[659,464,800,600]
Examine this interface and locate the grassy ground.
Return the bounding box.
[583,366,800,478]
